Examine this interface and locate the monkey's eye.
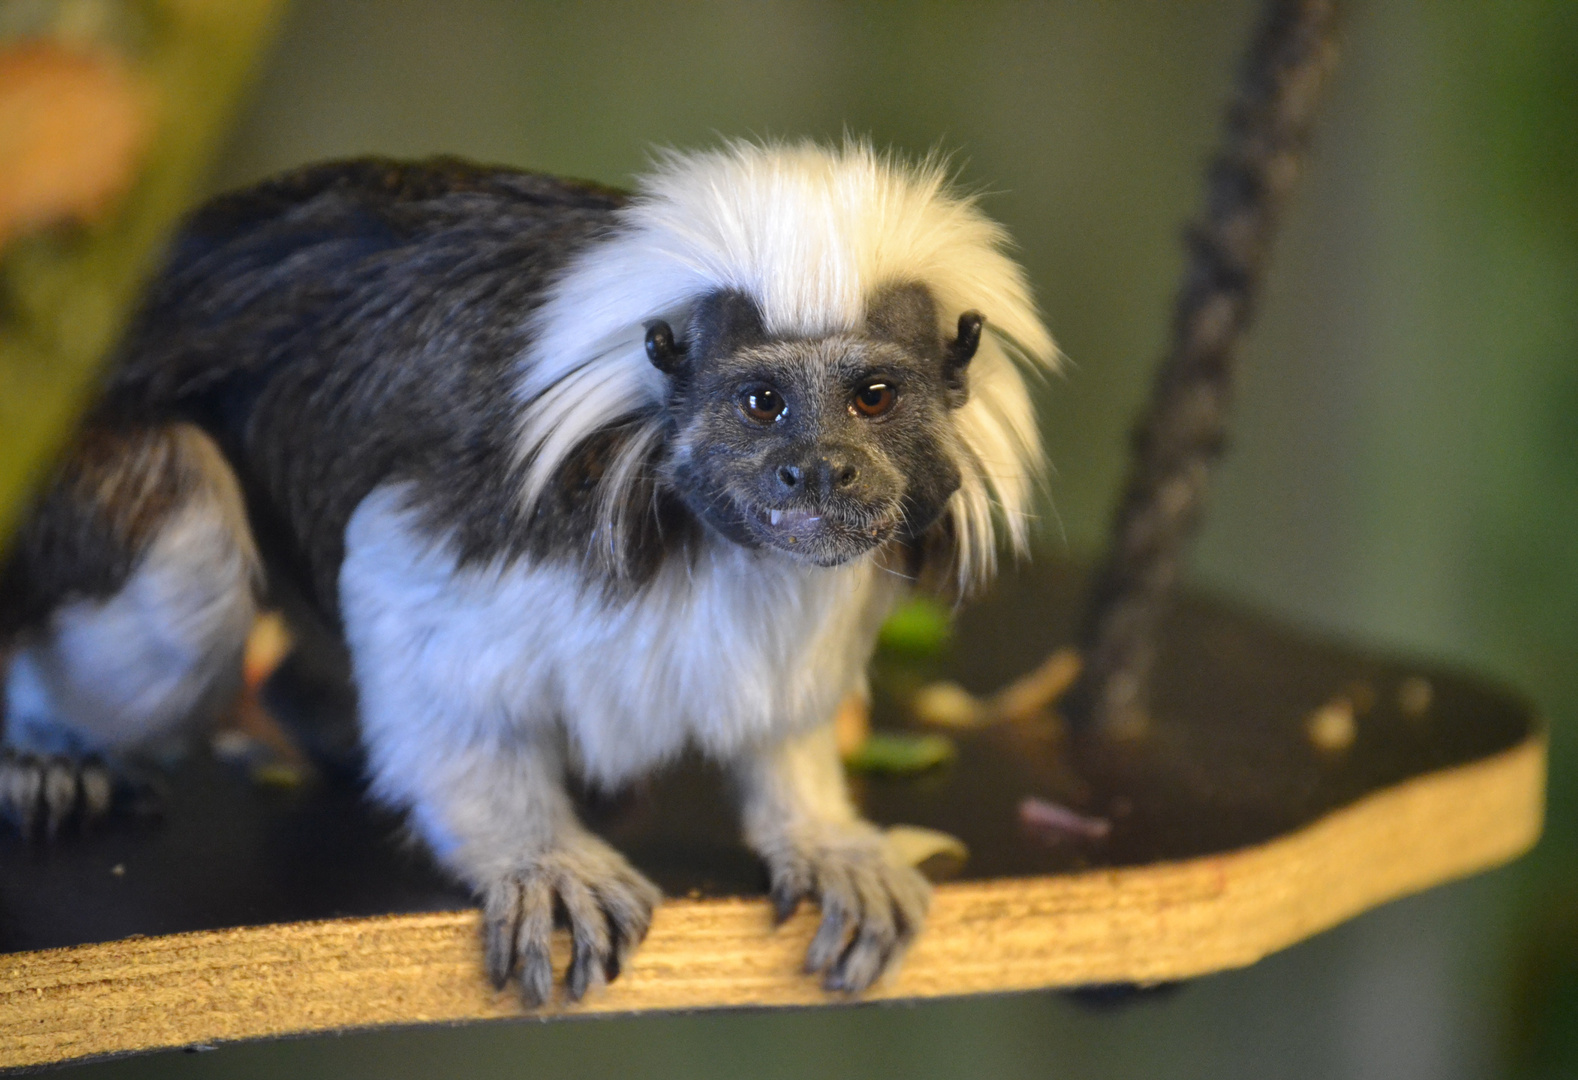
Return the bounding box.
[851,382,896,418]
[740,385,787,425]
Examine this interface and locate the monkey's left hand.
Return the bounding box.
[765,822,932,992]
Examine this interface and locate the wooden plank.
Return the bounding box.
[0,733,1543,1069]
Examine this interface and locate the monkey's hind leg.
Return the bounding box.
[0,423,260,841]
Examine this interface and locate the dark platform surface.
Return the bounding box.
[0,562,1537,955]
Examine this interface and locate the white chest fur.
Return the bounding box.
[339,486,899,789]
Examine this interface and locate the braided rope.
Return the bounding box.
[1068,0,1343,733]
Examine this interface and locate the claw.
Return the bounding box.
[771,883,804,924]
[565,939,597,1002]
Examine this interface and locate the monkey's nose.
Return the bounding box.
[815,455,858,495]
[775,464,803,492]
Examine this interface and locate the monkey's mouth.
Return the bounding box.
[744,503,895,564]
[758,506,822,532]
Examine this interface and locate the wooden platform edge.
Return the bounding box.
[0,733,1546,1069]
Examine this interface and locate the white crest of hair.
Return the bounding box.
[515,139,1057,589]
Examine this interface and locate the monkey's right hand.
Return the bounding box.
[479,831,662,1007]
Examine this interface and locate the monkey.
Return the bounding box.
[0,141,1056,1000]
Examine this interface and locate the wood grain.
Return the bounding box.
[0,733,1543,1070]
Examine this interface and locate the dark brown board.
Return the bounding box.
[0,560,1544,1069]
[0,560,1535,952]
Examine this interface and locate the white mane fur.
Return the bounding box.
[515,140,1057,588]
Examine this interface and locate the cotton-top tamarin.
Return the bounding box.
[0,142,1055,999]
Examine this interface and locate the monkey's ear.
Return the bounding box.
[645,320,686,375]
[943,311,984,405]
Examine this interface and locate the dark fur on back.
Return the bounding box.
[102,158,668,622]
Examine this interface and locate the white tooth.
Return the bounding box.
[770,509,782,526]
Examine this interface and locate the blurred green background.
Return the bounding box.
[13,1,1576,1076]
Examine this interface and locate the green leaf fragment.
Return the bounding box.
[845,731,956,774]
[877,598,953,657]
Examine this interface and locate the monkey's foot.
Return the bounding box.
[0,749,114,842]
[765,822,932,993]
[480,833,662,1007]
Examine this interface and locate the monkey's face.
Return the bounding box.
[653,287,977,567]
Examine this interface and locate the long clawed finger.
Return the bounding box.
[557,873,611,1002]
[770,859,812,925]
[514,874,555,1007]
[827,869,899,992]
[483,884,524,989]
[598,870,658,983]
[804,860,857,976]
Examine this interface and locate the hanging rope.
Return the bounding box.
[1066,0,1343,734]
